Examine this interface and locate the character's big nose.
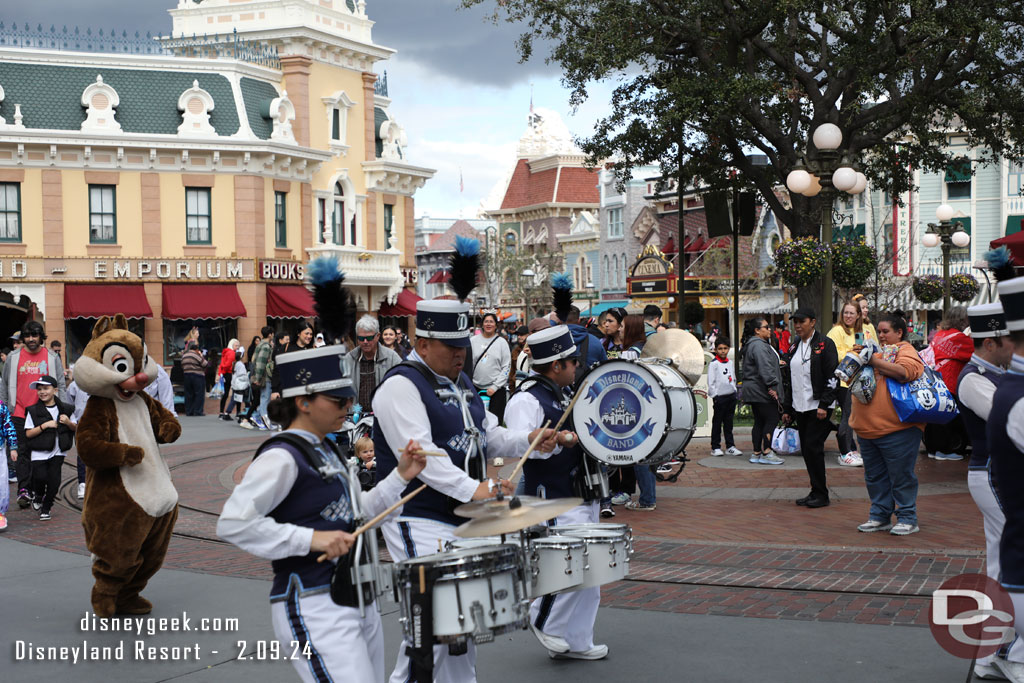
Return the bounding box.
[118,372,149,392]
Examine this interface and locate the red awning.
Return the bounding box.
[992,232,1024,267]
[266,284,315,319]
[426,270,451,284]
[64,284,153,320]
[379,289,422,317]
[162,284,247,320]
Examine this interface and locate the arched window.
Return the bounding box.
[604,255,610,286]
[504,231,517,254]
[332,182,345,245]
[612,255,619,288]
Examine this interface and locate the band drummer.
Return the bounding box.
[504,324,608,661]
[217,345,428,682]
[372,298,559,683]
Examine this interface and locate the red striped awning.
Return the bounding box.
[266,284,315,319]
[64,284,153,320]
[162,284,247,320]
[379,288,422,317]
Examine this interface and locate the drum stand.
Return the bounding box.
[654,451,689,483]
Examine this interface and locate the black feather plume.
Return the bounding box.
[449,236,481,302]
[551,272,574,323]
[306,256,357,342]
[985,246,1017,282]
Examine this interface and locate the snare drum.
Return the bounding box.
[394,545,527,644]
[574,358,697,466]
[450,535,585,597]
[547,524,630,588]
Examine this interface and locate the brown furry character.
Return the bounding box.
[74,314,181,617]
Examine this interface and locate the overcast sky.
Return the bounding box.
[6,0,615,218]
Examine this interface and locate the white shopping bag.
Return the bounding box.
[771,426,801,454]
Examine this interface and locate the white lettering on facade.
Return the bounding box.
[227,262,242,279]
[113,262,131,278]
[12,260,26,278]
[138,262,152,278]
[206,261,221,279]
[157,262,171,278]
[176,262,190,278]
[94,261,107,278]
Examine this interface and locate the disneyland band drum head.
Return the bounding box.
[573,358,697,466]
[393,545,527,643]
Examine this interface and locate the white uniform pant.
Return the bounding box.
[529,502,601,653]
[969,469,1024,664]
[270,590,385,683]
[382,516,478,683]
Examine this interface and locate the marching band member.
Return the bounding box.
[986,272,1024,682]
[373,236,558,683]
[504,325,608,661]
[218,258,428,683]
[958,302,1014,681]
[217,345,428,683]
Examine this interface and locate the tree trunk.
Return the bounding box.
[796,281,826,332]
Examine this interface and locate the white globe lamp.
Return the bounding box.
[812,123,843,151]
[832,167,858,192]
[786,169,812,194]
[951,231,971,248]
[850,172,868,195]
[921,233,941,248]
[936,204,955,222]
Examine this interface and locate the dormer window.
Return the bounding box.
[81,75,121,134]
[177,80,216,137]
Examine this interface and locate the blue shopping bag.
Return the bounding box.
[886,367,959,424]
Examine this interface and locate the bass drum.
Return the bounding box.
[573,358,696,466]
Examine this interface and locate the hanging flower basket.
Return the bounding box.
[912,274,944,304]
[949,273,980,302]
[831,240,878,290]
[773,238,830,288]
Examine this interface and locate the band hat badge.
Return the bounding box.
[416,300,472,348]
[528,324,578,365]
[967,302,1008,338]
[278,345,356,399]
[998,276,1024,332]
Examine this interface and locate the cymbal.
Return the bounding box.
[641,329,705,385]
[454,497,583,537]
[455,495,545,518]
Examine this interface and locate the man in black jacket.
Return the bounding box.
[782,308,839,508]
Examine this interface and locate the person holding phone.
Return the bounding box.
[828,300,869,467]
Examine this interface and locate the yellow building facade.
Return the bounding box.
[0,0,433,365]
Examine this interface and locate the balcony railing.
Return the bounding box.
[374,71,388,97]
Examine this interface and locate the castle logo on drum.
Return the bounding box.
[602,395,639,428]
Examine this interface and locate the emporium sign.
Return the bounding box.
[0,258,254,282]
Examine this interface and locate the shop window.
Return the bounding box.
[275,191,287,248]
[608,207,623,238]
[162,318,238,368]
[0,182,20,242]
[89,184,116,244]
[383,203,394,246]
[186,187,212,244]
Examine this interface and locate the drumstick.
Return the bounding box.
[399,448,450,457]
[505,420,551,486]
[316,484,427,563]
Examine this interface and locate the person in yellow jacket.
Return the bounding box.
[828,300,878,467]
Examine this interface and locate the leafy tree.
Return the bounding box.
[464,0,1024,312]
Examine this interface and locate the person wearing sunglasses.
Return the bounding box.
[345,315,401,415]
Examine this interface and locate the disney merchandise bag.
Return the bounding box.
[886,367,959,424]
[771,426,801,454]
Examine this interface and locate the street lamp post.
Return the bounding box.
[785,123,867,331]
[521,267,535,321]
[586,280,596,318]
[922,204,971,316]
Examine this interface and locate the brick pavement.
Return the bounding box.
[2,425,984,629]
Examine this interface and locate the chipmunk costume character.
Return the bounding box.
[74,314,181,617]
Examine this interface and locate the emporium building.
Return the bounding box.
[0,0,432,365]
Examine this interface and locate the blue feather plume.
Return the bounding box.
[985,246,1017,281]
[551,272,573,291]
[307,255,343,286]
[455,235,480,257]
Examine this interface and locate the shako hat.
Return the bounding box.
[416,300,472,348]
[967,302,1008,338]
[528,324,578,365]
[278,346,355,399]
[998,277,1024,332]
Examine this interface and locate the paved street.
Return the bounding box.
[2,404,979,681]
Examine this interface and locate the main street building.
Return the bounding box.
[0,0,433,364]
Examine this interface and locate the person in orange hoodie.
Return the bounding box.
[926,307,973,460]
[849,313,926,536]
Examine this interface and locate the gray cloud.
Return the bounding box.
[3,0,552,85]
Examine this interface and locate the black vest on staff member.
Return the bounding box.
[957,361,1003,470]
[518,375,585,500]
[25,400,74,453]
[985,369,1024,591]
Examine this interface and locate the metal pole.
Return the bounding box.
[942,236,951,317]
[677,143,686,326]
[732,187,740,347]
[821,194,834,333]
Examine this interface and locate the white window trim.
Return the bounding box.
[177,80,217,138]
[81,75,121,134]
[322,90,356,157]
